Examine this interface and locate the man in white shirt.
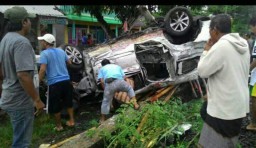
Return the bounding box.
[197,14,250,147]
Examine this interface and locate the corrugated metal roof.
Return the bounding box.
[0,5,66,18]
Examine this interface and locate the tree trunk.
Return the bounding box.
[93,11,114,40]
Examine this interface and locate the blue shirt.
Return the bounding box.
[82,36,87,45]
[97,64,125,83]
[39,48,70,85]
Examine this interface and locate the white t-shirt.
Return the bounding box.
[250,67,256,86]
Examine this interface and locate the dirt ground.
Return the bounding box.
[35,96,103,147]
[239,115,256,147]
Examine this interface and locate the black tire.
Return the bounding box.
[59,44,84,71]
[164,7,193,36]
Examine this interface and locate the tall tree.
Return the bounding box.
[73,5,158,40]
[73,5,114,40]
[157,5,206,16]
[207,5,256,34]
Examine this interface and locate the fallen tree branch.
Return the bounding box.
[149,85,174,102]
[131,110,150,144]
[163,85,179,102]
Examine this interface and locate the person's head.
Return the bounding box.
[4,6,35,35]
[209,14,231,43]
[37,33,56,50]
[88,34,91,38]
[249,16,256,35]
[101,59,110,66]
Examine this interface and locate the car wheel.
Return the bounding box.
[59,44,84,71]
[164,6,193,36]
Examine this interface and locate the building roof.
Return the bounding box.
[0,5,66,18]
[60,6,122,25]
[66,14,122,25]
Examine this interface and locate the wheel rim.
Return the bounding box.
[64,46,83,65]
[169,10,190,32]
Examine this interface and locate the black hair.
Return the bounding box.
[7,21,22,32]
[249,16,256,27]
[101,59,110,66]
[45,41,54,46]
[0,17,9,41]
[210,14,231,34]
[6,18,30,32]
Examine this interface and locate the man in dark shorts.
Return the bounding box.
[38,33,75,131]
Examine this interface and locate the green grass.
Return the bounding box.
[0,113,58,148]
[88,98,204,148]
[0,109,100,148]
[0,117,12,148]
[0,98,204,148]
[31,114,56,147]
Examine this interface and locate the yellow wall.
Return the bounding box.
[64,25,68,43]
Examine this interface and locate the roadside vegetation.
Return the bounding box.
[71,5,256,38]
[87,97,204,148]
[0,104,100,148]
[0,113,55,147]
[0,96,203,148]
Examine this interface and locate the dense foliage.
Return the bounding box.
[88,98,204,147]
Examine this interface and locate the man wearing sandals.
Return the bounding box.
[38,34,75,131]
[98,59,140,123]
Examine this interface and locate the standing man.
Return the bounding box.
[0,6,45,147]
[81,32,87,46]
[197,14,250,147]
[38,33,75,131]
[246,16,256,131]
[87,34,93,46]
[98,59,140,123]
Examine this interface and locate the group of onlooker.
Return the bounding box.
[81,32,93,46]
[0,6,139,148]
[0,6,75,147]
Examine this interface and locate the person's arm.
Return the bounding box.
[14,43,44,113]
[100,78,104,89]
[124,76,127,81]
[250,60,256,71]
[98,68,105,89]
[17,71,45,112]
[197,39,224,78]
[64,51,72,66]
[66,58,72,66]
[39,64,46,82]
